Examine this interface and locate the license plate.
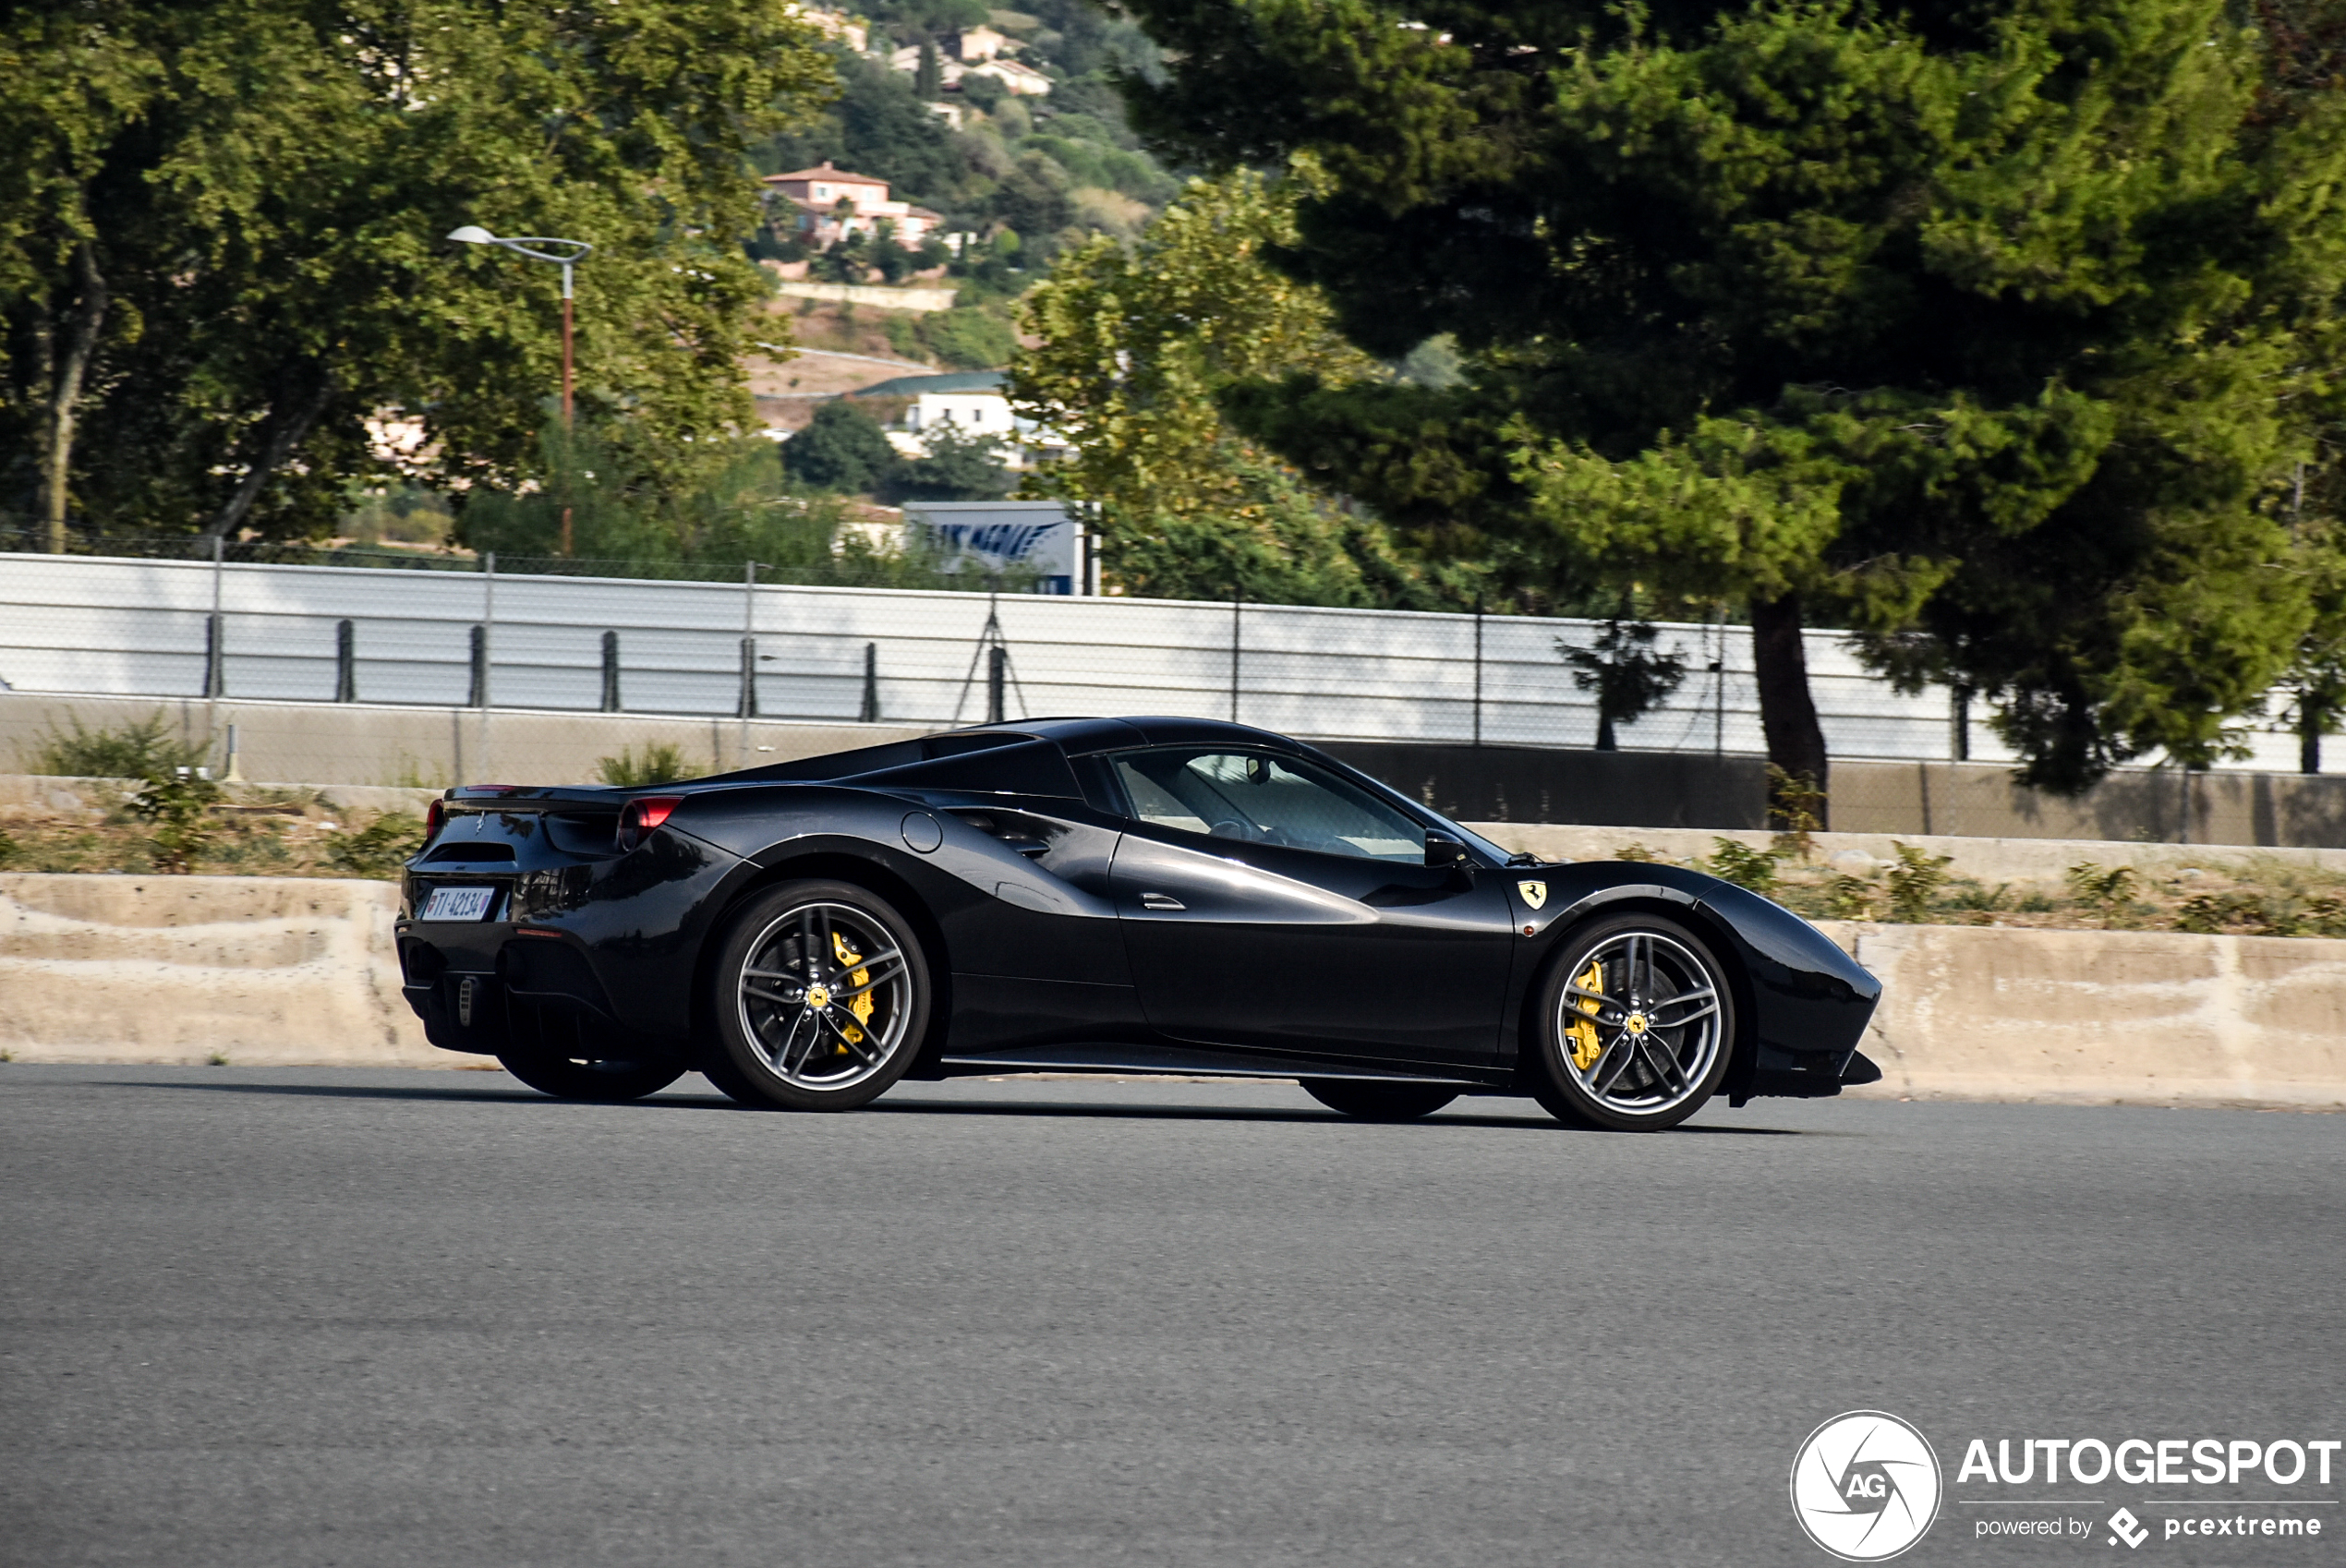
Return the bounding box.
[419,886,498,922]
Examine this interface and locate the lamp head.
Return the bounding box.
[445,224,496,245]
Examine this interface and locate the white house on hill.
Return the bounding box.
[761,162,941,249]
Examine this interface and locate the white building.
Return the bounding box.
[761,161,941,249]
[890,390,1067,471]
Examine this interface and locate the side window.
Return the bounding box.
[1108,750,1426,862]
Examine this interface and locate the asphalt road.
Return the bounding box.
[2,1066,2340,1568]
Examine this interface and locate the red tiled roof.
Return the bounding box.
[763,163,889,186]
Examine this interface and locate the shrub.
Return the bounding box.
[1767,765,1826,860]
[26,712,208,778]
[596,742,699,787]
[784,400,899,493]
[919,308,1018,370]
[2065,862,2139,920]
[326,814,426,879]
[126,769,223,874]
[1703,838,1782,895]
[889,424,1015,502]
[1886,842,1953,922]
[1825,873,1879,920]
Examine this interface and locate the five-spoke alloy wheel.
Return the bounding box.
[1529,913,1735,1131]
[703,880,931,1110]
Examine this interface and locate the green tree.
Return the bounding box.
[1,0,835,548]
[784,399,901,493]
[1012,167,1499,606]
[1562,610,1690,753]
[1118,0,2346,800]
[920,308,1019,370]
[2281,523,2346,771]
[1010,171,1373,524]
[889,424,1016,501]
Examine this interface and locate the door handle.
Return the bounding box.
[1139,892,1185,911]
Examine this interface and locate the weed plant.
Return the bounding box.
[25,713,209,778]
[596,742,702,787]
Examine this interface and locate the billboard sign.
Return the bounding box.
[903,501,1086,595]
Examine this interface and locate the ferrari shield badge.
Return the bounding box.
[1517,879,1547,911]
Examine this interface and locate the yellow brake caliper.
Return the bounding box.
[1566,959,1605,1070]
[831,930,874,1052]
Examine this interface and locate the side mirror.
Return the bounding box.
[1424,829,1470,868]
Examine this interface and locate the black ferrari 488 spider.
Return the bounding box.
[396,717,1880,1130]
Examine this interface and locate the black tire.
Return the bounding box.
[1527,911,1735,1132]
[1300,1079,1460,1121]
[496,1050,685,1103]
[704,879,932,1111]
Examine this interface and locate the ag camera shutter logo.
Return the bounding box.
[1791,1410,1943,1561]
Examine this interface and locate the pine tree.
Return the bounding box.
[1117,0,2346,798]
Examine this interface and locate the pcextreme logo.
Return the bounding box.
[1792,1410,1945,1562]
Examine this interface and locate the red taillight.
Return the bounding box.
[424,799,448,840]
[616,795,683,851]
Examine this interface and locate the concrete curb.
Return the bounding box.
[2,873,2341,1108]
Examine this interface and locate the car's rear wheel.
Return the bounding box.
[1300,1079,1459,1121]
[496,1051,685,1103]
[1528,912,1735,1132]
[704,880,930,1111]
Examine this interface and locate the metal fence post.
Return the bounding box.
[1471,597,1483,747]
[466,625,487,706]
[599,630,621,712]
[1713,605,1726,757]
[477,551,494,781]
[334,619,357,702]
[986,645,1006,725]
[860,641,879,722]
[737,561,758,766]
[1229,583,1241,724]
[203,534,225,708]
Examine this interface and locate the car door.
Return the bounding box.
[1101,747,1516,1068]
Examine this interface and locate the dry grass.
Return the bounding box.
[0,786,423,880]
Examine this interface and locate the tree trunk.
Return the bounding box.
[1750,591,1830,827]
[202,367,334,539]
[1594,710,1617,751]
[40,242,108,553]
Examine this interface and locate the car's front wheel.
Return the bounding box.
[1300,1079,1459,1121]
[496,1051,685,1103]
[1528,912,1735,1132]
[703,880,931,1111]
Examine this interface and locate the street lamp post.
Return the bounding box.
[448,225,593,553]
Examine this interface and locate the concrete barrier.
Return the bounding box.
[1822,922,2346,1110]
[0,874,458,1067]
[1,873,2340,1108]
